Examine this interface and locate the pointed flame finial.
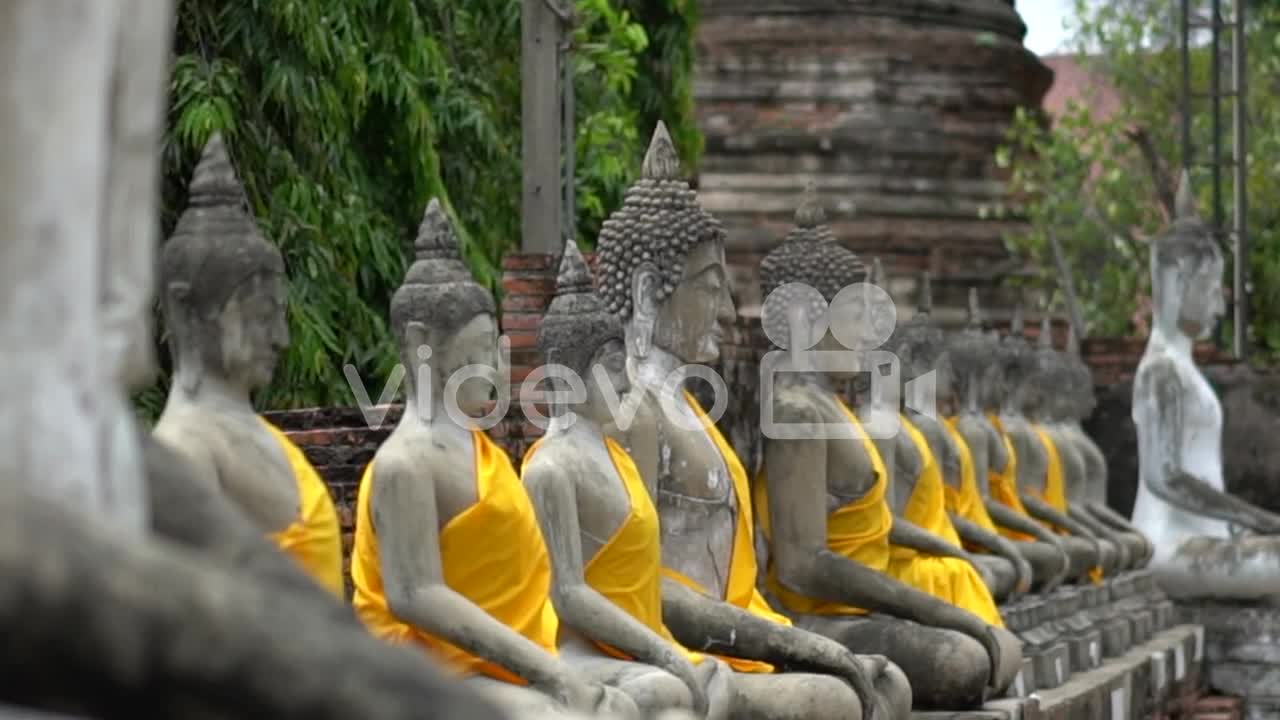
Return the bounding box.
[1038,313,1052,349]
[641,121,681,181]
[795,181,827,229]
[1175,169,1199,220]
[966,287,984,330]
[555,238,592,295]
[917,271,932,316]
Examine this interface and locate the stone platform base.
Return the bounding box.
[911,624,1203,720]
[1179,601,1280,720]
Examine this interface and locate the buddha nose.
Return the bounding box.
[716,283,736,327]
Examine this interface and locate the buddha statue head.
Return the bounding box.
[1034,315,1072,422]
[161,134,289,398]
[390,199,499,419]
[595,122,733,365]
[758,185,869,371]
[994,306,1038,415]
[884,272,950,411]
[537,239,628,428]
[950,288,998,414]
[1151,171,1226,342]
[1063,326,1096,421]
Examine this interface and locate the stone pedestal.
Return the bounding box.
[1180,602,1280,719]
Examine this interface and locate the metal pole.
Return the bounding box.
[1211,0,1223,233]
[1232,0,1248,359]
[561,37,576,244]
[1181,0,1192,170]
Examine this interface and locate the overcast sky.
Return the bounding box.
[1018,0,1077,56]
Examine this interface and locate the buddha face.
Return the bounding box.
[649,239,735,364]
[436,313,502,417]
[217,271,290,391]
[1176,253,1226,340]
[582,339,630,427]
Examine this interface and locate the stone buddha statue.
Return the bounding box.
[1059,328,1153,567]
[522,239,736,719]
[153,134,343,596]
[995,309,1103,580]
[1035,319,1134,573]
[872,271,1012,605]
[897,275,1033,602]
[747,200,1021,709]
[598,126,911,720]
[350,201,636,718]
[1132,172,1280,600]
[948,291,1071,592]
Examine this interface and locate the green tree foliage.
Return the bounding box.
[995,0,1280,352]
[140,0,700,415]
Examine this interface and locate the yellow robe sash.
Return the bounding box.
[986,413,1034,542]
[1032,426,1104,584]
[674,391,790,674]
[261,420,344,597]
[522,435,703,665]
[351,430,560,684]
[942,417,999,538]
[755,394,892,617]
[890,416,1004,627]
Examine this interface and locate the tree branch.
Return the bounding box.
[1123,125,1176,219]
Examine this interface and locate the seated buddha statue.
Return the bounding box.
[1132,173,1280,600]
[995,309,1105,580]
[948,291,1071,592]
[522,240,736,719]
[1035,318,1132,573]
[1059,328,1153,567]
[895,274,1032,601]
[598,126,912,720]
[743,194,1021,708]
[153,134,343,597]
[350,200,636,718]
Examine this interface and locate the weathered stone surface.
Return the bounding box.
[694,0,1052,312]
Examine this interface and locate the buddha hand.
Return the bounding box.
[537,669,604,713]
[836,648,882,720]
[979,625,1023,695]
[662,652,708,716]
[1012,556,1033,597]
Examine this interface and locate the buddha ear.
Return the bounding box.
[630,263,660,358]
[404,320,431,361]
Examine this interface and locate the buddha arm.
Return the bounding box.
[660,578,880,719]
[950,515,1032,592]
[372,457,573,690]
[523,458,704,709]
[144,434,357,625]
[1140,363,1280,533]
[1022,495,1095,539]
[762,429,995,639]
[888,519,972,562]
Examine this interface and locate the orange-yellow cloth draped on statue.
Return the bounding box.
[941,417,999,538]
[521,435,703,666]
[1031,426,1103,584]
[755,394,892,617]
[675,391,792,674]
[350,430,560,684]
[890,416,1004,627]
[261,420,344,597]
[986,413,1034,541]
